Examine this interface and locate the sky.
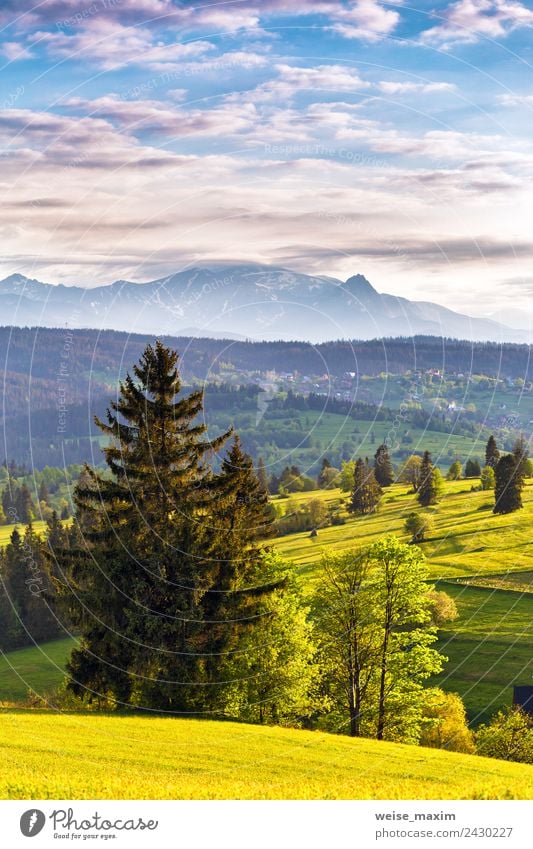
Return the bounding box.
[1,0,533,325]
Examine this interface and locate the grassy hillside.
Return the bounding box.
[433,582,533,724]
[0,521,48,547]
[271,479,533,722]
[272,479,533,579]
[1,710,533,800]
[0,479,531,723]
[0,638,76,703]
[268,410,487,472]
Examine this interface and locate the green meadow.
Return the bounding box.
[0,638,76,704]
[1,710,533,800]
[1,480,532,721]
[0,521,48,547]
[1,477,532,797]
[272,479,533,723]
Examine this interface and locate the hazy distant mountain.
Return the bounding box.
[0,264,526,342]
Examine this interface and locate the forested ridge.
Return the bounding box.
[1,327,531,390]
[0,327,529,469]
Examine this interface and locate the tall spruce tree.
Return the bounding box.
[256,457,269,494]
[1,525,59,648]
[374,444,394,487]
[61,342,231,708]
[417,451,438,507]
[317,458,332,489]
[513,435,529,487]
[348,459,382,515]
[200,436,278,696]
[494,452,524,514]
[485,435,500,469]
[59,342,287,713]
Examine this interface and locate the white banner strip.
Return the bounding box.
[2,800,532,848]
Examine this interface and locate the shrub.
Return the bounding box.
[427,590,458,627]
[420,689,474,753]
[405,512,434,543]
[480,465,495,491]
[447,461,462,480]
[476,708,533,763]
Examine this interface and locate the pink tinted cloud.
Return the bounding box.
[421,0,533,46]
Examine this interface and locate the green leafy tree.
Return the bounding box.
[513,435,529,487]
[222,552,316,725]
[399,455,422,492]
[485,435,500,469]
[404,512,434,544]
[200,435,277,690]
[1,525,59,649]
[256,457,269,494]
[318,466,340,490]
[315,538,445,743]
[420,689,474,753]
[339,460,355,492]
[464,459,481,478]
[480,465,495,491]
[368,537,445,741]
[348,459,382,515]
[374,444,394,487]
[476,708,533,763]
[426,590,458,627]
[446,460,462,481]
[38,481,50,504]
[432,467,445,499]
[58,342,295,714]
[0,529,25,647]
[317,458,332,489]
[314,549,379,737]
[278,465,310,493]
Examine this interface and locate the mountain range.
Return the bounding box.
[0,263,526,343]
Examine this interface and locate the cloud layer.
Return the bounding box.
[0,0,532,320]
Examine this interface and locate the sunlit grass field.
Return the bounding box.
[433,581,533,724]
[0,638,77,703]
[1,710,533,800]
[270,479,533,722]
[0,521,48,547]
[272,480,533,580]
[0,477,532,799]
[1,479,532,722]
[289,411,487,467]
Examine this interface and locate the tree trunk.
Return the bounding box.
[349,675,358,736]
[377,629,389,740]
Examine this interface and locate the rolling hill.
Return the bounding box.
[1,711,532,799]
[1,479,532,725]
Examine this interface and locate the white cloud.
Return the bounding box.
[1,41,33,61]
[247,62,371,101]
[329,0,402,41]
[421,0,533,47]
[378,80,457,94]
[30,19,213,71]
[498,92,533,106]
[64,95,258,138]
[2,100,532,316]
